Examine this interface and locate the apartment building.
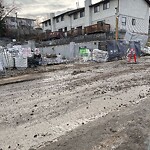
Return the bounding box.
[42,0,150,34]
[5,16,35,30]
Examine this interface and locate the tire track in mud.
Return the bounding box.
[41,98,150,150]
[0,62,149,129]
[0,59,150,150]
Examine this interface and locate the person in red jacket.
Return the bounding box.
[127,48,136,63]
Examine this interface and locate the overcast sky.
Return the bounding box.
[6,0,100,20]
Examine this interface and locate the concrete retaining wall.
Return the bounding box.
[40,41,99,59]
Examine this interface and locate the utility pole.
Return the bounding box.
[15,12,19,41]
[115,0,119,41]
[115,16,119,41]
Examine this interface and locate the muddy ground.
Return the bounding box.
[0,57,150,150]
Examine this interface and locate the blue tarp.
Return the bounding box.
[107,40,141,61]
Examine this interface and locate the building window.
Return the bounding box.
[74,13,78,20]
[27,20,31,25]
[132,18,136,26]
[11,18,15,22]
[56,17,59,23]
[122,17,126,26]
[97,20,105,24]
[45,22,47,27]
[64,27,67,32]
[94,5,100,13]
[103,2,110,10]
[49,20,51,25]
[80,11,85,18]
[58,28,63,32]
[77,26,82,30]
[61,15,64,21]
[46,30,51,33]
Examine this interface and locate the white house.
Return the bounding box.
[42,0,150,34]
[5,16,35,30]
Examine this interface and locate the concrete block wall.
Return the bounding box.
[40,41,99,59]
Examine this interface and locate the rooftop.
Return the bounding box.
[6,16,35,21]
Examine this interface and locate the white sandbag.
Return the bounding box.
[15,55,27,70]
[93,49,108,62]
[2,51,14,68]
[0,61,3,71]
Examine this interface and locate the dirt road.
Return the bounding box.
[0,57,150,150]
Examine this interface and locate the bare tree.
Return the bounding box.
[35,18,40,29]
[0,0,19,36]
[0,0,18,20]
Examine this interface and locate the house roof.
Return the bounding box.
[53,8,84,18]
[41,19,51,23]
[53,10,73,19]
[67,8,85,16]
[90,0,150,7]
[145,0,150,6]
[6,16,35,21]
[42,8,84,23]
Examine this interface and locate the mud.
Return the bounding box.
[0,56,150,150]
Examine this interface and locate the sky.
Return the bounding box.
[6,0,100,20]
